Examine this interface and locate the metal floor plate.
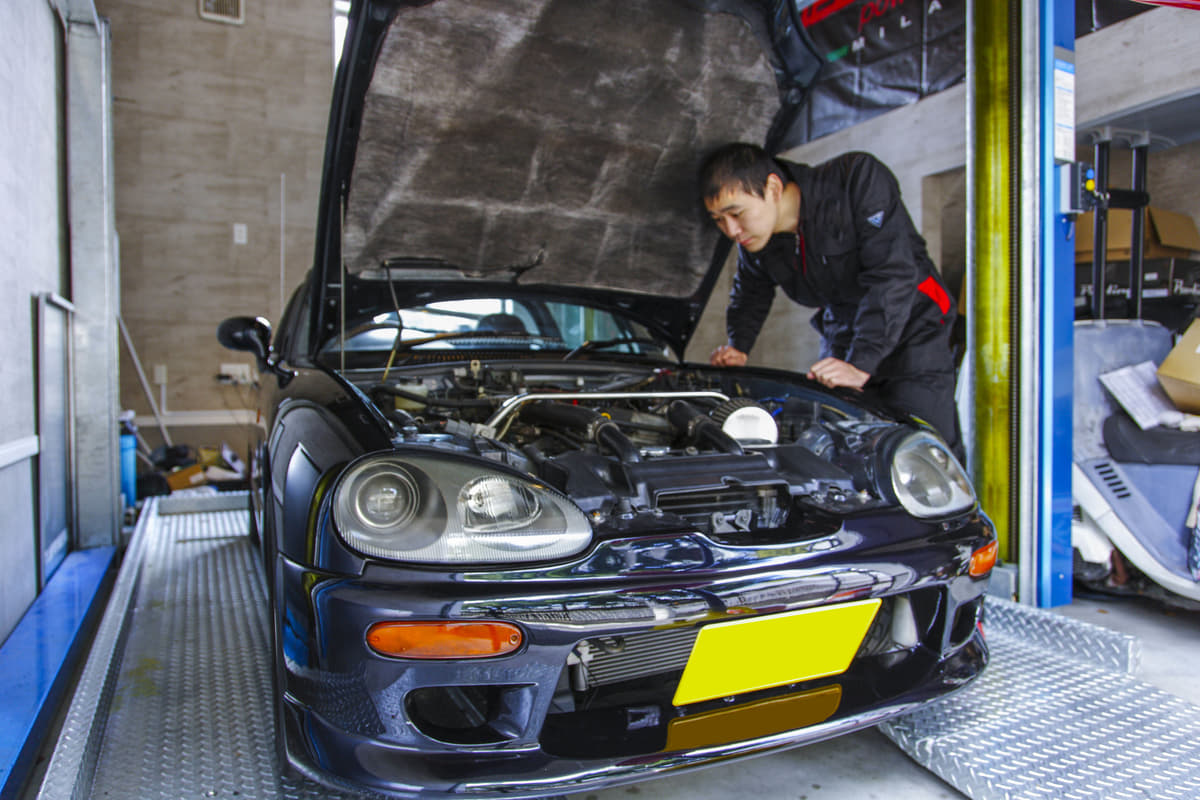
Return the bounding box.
[881,599,1200,800]
[36,495,366,800]
[35,496,1200,800]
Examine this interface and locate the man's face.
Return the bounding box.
[704,177,780,253]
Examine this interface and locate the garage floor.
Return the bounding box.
[571,594,1200,800]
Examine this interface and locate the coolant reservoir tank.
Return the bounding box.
[390,379,430,412]
[710,398,778,444]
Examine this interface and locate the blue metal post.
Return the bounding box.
[1037,0,1075,606]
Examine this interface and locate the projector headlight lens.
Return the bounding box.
[460,476,541,532]
[333,455,592,564]
[890,432,976,518]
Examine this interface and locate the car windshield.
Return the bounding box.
[317,295,673,368]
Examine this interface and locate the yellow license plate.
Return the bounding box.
[672,599,881,706]
[665,685,843,751]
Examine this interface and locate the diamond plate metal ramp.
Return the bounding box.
[35,495,375,800]
[881,598,1200,800]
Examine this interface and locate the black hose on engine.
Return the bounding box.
[519,401,642,463]
[667,400,744,455]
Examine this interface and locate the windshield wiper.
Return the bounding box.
[562,337,667,361]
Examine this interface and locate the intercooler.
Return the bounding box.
[568,594,914,692]
[570,626,699,690]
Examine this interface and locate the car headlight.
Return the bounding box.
[889,432,976,518]
[333,455,592,564]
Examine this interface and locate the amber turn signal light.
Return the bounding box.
[366,620,523,659]
[969,540,999,577]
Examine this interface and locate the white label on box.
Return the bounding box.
[1145,272,1159,281]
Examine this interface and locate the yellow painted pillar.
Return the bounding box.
[971,0,1017,561]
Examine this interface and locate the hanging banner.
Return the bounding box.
[772,0,1152,149]
[780,0,965,147]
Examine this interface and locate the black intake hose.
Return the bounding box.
[667,400,744,455]
[519,401,641,463]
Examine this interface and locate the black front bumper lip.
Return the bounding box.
[283,631,987,799]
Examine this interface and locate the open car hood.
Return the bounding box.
[310,0,821,355]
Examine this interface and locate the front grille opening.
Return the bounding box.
[947,597,983,649]
[541,696,670,758]
[540,590,974,759]
[856,588,943,662]
[907,587,946,644]
[405,684,533,745]
[568,628,698,692]
[856,597,900,657]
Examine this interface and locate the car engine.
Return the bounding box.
[358,363,902,538]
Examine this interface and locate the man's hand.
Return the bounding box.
[807,357,869,390]
[710,345,748,367]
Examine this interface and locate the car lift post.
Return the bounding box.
[972,0,1076,606]
[1029,0,1075,606]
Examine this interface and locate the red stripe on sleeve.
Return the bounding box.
[917,276,952,315]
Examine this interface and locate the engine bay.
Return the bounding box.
[357,362,903,537]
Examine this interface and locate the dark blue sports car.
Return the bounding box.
[218,1,996,797]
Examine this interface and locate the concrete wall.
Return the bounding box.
[688,6,1200,372]
[0,2,66,642]
[94,0,332,462]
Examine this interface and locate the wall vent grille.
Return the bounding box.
[198,0,244,25]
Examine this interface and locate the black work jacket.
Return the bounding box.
[726,152,956,379]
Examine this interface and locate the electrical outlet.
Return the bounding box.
[152,364,168,384]
[220,362,254,385]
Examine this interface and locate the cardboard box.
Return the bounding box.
[1171,258,1200,296]
[1075,257,1192,300]
[1076,207,1200,264]
[1157,319,1200,413]
[165,463,206,492]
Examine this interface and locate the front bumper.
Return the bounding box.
[275,517,993,798]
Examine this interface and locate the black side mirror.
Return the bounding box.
[217,316,273,373]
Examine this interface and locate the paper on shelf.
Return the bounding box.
[1098,360,1179,430]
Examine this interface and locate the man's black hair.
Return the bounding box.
[699,142,786,203]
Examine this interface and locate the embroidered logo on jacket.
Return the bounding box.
[866,211,885,228]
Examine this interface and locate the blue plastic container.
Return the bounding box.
[120,434,137,508]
